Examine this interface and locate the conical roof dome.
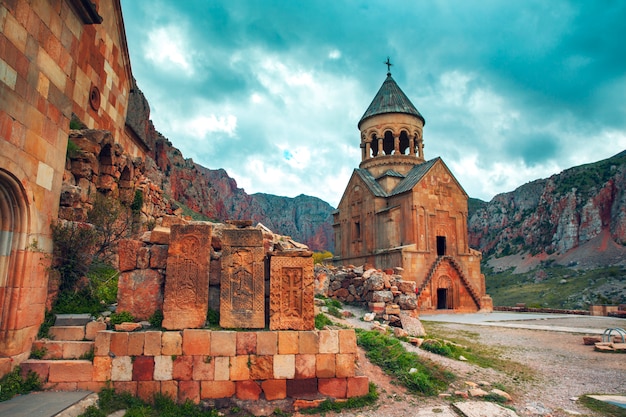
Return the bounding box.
[358,73,425,128]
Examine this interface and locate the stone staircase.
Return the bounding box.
[21,314,106,389]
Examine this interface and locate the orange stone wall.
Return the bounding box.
[0,0,141,370]
[22,329,369,405]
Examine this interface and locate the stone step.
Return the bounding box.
[49,325,86,341]
[32,340,94,360]
[20,359,94,386]
[54,313,93,326]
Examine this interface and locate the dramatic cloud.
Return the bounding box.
[121,0,626,206]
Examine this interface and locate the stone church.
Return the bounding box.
[332,69,492,313]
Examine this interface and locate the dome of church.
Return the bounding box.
[358,72,425,129]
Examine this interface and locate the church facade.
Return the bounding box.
[332,70,492,313]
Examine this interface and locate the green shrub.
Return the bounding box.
[30,346,47,359]
[149,310,164,328]
[313,251,333,264]
[356,329,454,395]
[66,138,81,158]
[37,310,55,339]
[54,289,102,315]
[315,313,333,329]
[206,309,219,326]
[326,305,343,318]
[421,339,454,357]
[87,262,119,305]
[110,311,135,325]
[0,367,42,402]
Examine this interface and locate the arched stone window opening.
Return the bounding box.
[0,169,30,333]
[98,145,115,194]
[370,133,379,157]
[382,131,394,155]
[398,131,410,155]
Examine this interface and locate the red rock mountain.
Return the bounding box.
[126,83,334,251]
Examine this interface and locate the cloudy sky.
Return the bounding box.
[120,1,626,207]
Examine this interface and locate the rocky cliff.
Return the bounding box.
[127,84,335,251]
[468,150,626,269]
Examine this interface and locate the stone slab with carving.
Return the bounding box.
[162,224,212,329]
[269,251,315,330]
[220,228,265,328]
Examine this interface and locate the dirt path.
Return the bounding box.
[298,308,626,417]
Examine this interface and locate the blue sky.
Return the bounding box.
[121,0,626,207]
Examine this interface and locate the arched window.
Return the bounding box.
[398,131,410,155]
[382,131,394,155]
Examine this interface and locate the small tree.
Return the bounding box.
[87,193,132,263]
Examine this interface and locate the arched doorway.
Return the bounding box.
[436,275,454,310]
[0,168,31,354]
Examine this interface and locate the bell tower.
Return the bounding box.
[358,62,426,178]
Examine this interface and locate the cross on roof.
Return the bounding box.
[384,57,393,74]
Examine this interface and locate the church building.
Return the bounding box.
[332,67,492,313]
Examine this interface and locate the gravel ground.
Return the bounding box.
[299,307,626,417]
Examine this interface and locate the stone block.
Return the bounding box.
[192,356,214,381]
[386,304,401,315]
[368,302,385,313]
[21,360,49,382]
[132,356,155,381]
[236,380,262,400]
[150,245,168,269]
[172,355,193,381]
[162,224,211,329]
[261,379,287,401]
[298,331,319,354]
[347,376,369,397]
[111,356,132,382]
[336,354,356,378]
[295,354,316,379]
[286,378,318,399]
[150,226,170,244]
[128,332,145,356]
[137,247,150,269]
[338,329,357,354]
[278,331,299,354]
[210,331,236,356]
[49,325,84,341]
[62,341,94,359]
[236,332,257,355]
[117,269,164,321]
[179,381,200,404]
[137,381,160,403]
[54,313,92,326]
[269,254,315,330]
[85,321,106,341]
[94,331,112,356]
[118,239,143,272]
[273,354,295,379]
[230,356,251,381]
[220,229,265,328]
[399,311,426,336]
[316,354,335,378]
[201,381,236,399]
[115,323,143,332]
[154,356,173,381]
[161,331,182,355]
[144,331,162,356]
[214,356,230,381]
[161,380,178,399]
[372,290,393,303]
[249,355,273,380]
[318,378,347,398]
[113,381,138,396]
[110,332,129,357]
[396,280,416,294]
[318,330,339,353]
[92,356,111,381]
[48,360,93,382]
[256,331,277,355]
[182,329,211,355]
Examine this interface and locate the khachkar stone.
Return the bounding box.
[269,251,315,330]
[220,228,265,328]
[162,224,212,330]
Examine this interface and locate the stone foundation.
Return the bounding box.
[23,328,367,405]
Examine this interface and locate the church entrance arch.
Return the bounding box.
[0,169,30,342]
[435,275,454,310]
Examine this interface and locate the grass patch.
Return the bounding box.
[315,313,334,329]
[0,367,42,402]
[301,382,379,414]
[109,311,135,325]
[423,322,534,383]
[356,329,454,395]
[579,395,626,417]
[80,388,221,417]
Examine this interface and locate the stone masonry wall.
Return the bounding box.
[23,328,368,405]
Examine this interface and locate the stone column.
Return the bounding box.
[365,141,371,159]
[394,135,400,154]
